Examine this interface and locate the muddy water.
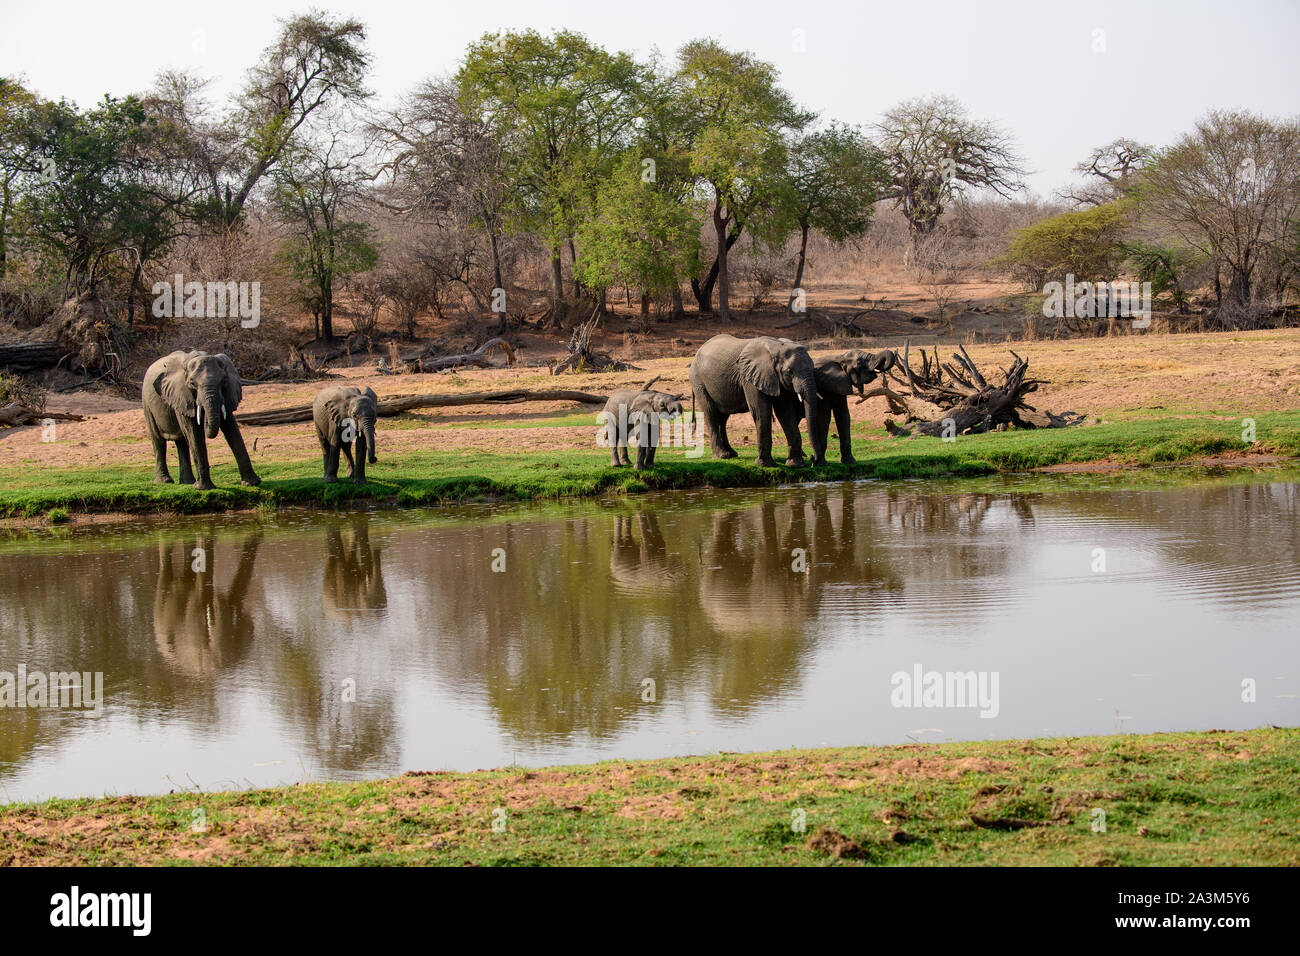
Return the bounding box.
[1,477,1298,801]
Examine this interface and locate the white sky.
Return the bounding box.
[2,0,1297,195]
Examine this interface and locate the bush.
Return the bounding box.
[1003,200,1133,287]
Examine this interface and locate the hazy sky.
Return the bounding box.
[2,0,1297,195]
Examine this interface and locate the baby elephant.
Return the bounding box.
[313,386,379,483]
[787,350,897,464]
[602,388,685,470]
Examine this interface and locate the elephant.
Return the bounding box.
[322,518,388,617]
[313,385,378,483]
[688,334,824,468]
[781,349,898,464]
[142,350,260,490]
[153,532,261,677]
[601,388,686,470]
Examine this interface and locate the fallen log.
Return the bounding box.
[238,388,607,426]
[0,403,86,427]
[0,342,75,372]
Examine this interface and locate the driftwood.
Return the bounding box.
[0,403,85,427]
[378,337,516,374]
[876,340,1082,437]
[238,388,606,427]
[552,310,638,374]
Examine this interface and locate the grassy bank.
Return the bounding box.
[2,411,1299,518]
[3,728,1295,866]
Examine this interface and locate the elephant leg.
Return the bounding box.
[696,387,736,459]
[774,400,806,467]
[146,415,173,483]
[351,437,366,483]
[175,435,196,484]
[219,416,261,487]
[645,446,657,467]
[610,435,623,467]
[634,444,650,471]
[342,442,357,479]
[323,444,341,483]
[832,398,855,464]
[182,422,213,490]
[749,398,777,468]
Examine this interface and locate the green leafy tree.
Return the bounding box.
[457,30,640,322]
[772,122,886,313]
[675,40,811,321]
[574,154,701,314]
[1003,200,1134,288]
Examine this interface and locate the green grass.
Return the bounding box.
[4,729,1294,866]
[3,410,1299,518]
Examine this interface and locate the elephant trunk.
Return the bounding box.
[363,415,377,464]
[797,378,824,461]
[198,389,222,440]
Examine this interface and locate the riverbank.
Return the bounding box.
[3,410,1299,520]
[3,728,1294,866]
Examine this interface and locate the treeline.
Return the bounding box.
[0,10,1296,348]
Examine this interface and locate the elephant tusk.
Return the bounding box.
[196,406,202,426]
[222,405,227,421]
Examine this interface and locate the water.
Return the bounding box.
[1,476,1298,802]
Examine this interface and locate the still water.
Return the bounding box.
[1,476,1298,801]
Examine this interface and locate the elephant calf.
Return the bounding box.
[313,386,379,483]
[601,388,685,470]
[142,350,260,490]
[785,349,897,464]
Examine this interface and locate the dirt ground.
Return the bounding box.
[6,276,1300,472]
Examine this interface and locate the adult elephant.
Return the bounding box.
[142,350,260,490]
[786,349,897,464]
[688,334,824,468]
[313,385,379,483]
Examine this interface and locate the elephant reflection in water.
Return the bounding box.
[610,511,687,595]
[699,499,816,639]
[153,532,262,676]
[322,519,388,615]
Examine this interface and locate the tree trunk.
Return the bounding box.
[671,284,684,319]
[640,292,649,316]
[713,201,731,323]
[790,221,810,314]
[691,220,742,314]
[567,237,580,298]
[321,285,334,342]
[550,254,564,311]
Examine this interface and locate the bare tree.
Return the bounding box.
[1141,110,1300,316]
[875,95,1025,255]
[1061,138,1153,207]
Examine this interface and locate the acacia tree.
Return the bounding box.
[675,40,810,321]
[457,30,640,324]
[773,122,886,313]
[875,94,1024,254]
[1140,110,1300,314]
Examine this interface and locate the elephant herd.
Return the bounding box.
[142,337,897,488]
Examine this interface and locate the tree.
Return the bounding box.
[1003,200,1133,288]
[774,122,885,313]
[676,39,811,321]
[1139,110,1300,314]
[202,12,369,229]
[372,77,511,332]
[875,95,1024,252]
[457,30,640,323]
[0,76,50,282]
[574,154,700,315]
[1062,138,1153,207]
[272,130,377,341]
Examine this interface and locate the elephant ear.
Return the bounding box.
[737,339,781,397]
[216,354,242,411]
[158,362,196,415]
[361,386,378,406]
[816,359,856,397]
